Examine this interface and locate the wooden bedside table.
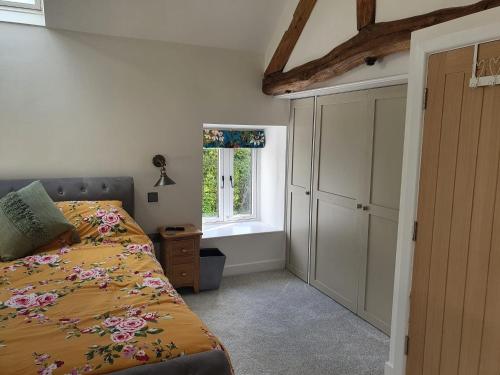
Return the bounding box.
[158,224,202,293]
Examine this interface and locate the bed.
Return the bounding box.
[0,177,232,375]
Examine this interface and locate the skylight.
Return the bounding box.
[0,0,44,26]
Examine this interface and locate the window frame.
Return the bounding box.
[0,0,42,11]
[202,148,258,224]
[0,0,43,12]
[201,148,224,224]
[224,148,258,222]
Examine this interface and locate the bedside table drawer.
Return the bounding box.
[171,239,195,252]
[171,264,194,286]
[170,239,195,265]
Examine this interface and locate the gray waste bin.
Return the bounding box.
[199,248,226,291]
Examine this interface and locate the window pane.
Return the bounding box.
[10,0,36,4]
[0,0,39,8]
[202,149,219,219]
[233,148,253,216]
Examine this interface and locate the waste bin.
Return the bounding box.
[199,248,226,291]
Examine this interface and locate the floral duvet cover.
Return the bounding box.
[0,201,227,375]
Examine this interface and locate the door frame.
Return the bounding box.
[386,7,500,375]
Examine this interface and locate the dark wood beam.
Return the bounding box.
[357,0,376,30]
[263,0,500,96]
[264,0,317,76]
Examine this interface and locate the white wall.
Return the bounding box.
[0,23,289,233]
[265,0,476,88]
[259,125,287,228]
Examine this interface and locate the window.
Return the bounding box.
[0,0,44,26]
[0,0,42,10]
[202,148,257,223]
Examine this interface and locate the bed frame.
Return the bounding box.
[0,176,232,375]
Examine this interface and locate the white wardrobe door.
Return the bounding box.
[310,91,371,312]
[358,85,407,334]
[286,98,314,281]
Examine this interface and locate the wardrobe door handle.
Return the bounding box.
[305,191,310,195]
[362,205,370,211]
[356,203,363,209]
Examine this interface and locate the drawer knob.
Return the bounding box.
[181,249,188,253]
[181,272,187,277]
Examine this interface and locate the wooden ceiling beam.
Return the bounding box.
[264,0,317,76]
[263,0,500,96]
[357,0,376,30]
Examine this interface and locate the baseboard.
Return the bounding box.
[384,361,394,375]
[222,258,285,276]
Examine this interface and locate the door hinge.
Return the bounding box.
[423,88,429,110]
[412,221,418,242]
[405,335,410,355]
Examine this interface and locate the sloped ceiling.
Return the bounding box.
[43,0,289,53]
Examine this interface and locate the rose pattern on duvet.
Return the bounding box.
[4,253,65,277]
[115,317,147,332]
[36,293,59,307]
[33,352,64,375]
[120,243,155,262]
[121,344,136,359]
[5,293,39,309]
[76,308,178,365]
[125,243,153,255]
[34,351,95,375]
[97,224,112,236]
[10,285,35,295]
[36,255,61,265]
[78,269,99,280]
[58,246,71,255]
[102,316,123,328]
[122,275,185,304]
[142,277,166,289]
[65,265,128,289]
[0,288,72,325]
[110,331,134,343]
[80,206,128,245]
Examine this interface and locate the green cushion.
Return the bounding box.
[0,181,78,261]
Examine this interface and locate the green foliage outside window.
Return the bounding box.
[233,149,252,215]
[202,149,218,218]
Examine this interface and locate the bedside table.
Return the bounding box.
[158,224,202,293]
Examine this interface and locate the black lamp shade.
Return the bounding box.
[152,154,176,186]
[154,172,176,186]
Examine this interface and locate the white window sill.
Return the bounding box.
[202,221,283,239]
[0,8,45,26]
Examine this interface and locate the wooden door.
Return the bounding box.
[286,98,314,281]
[310,91,371,312]
[407,40,500,375]
[358,85,407,334]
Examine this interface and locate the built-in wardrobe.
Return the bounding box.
[286,85,407,334]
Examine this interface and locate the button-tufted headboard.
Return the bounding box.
[0,177,135,217]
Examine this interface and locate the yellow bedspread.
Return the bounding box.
[0,201,227,375]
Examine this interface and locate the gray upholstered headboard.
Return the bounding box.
[0,177,135,217]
